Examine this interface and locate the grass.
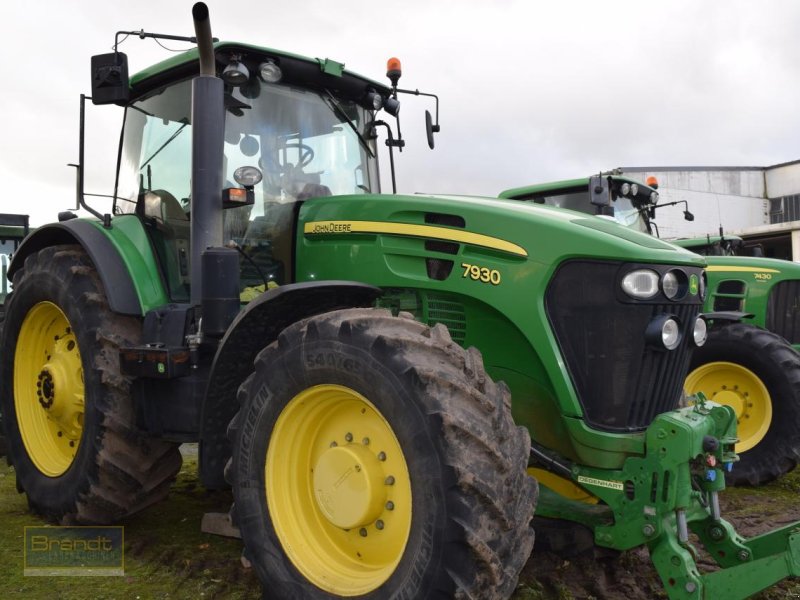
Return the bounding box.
[0,451,260,599]
[2,450,800,599]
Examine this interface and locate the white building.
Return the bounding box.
[618,161,800,261]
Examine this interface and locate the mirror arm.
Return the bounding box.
[113,29,219,53]
[75,94,112,227]
[395,87,440,132]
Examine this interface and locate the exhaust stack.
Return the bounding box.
[189,2,226,307]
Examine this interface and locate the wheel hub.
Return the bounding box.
[313,444,387,529]
[37,369,55,409]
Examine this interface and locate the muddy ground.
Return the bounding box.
[1,445,799,599]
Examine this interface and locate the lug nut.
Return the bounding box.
[330,441,338,447]
[377,452,386,461]
[376,520,384,530]
[362,437,370,445]
[345,433,353,442]
[386,501,394,511]
[359,528,367,537]
[385,476,395,486]
[642,524,655,537]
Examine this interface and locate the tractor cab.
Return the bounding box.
[499,175,659,235]
[107,44,388,301]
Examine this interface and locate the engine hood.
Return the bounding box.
[300,193,706,268]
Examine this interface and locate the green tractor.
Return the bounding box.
[500,176,800,486]
[4,4,800,598]
[0,213,31,321]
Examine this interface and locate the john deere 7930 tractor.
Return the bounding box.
[4,5,800,598]
[500,176,800,487]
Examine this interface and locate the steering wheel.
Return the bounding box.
[282,142,315,169]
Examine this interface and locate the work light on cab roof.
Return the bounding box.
[258,59,282,83]
[222,54,249,86]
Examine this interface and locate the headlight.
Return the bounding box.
[630,183,639,196]
[620,182,631,196]
[621,269,660,299]
[662,318,681,350]
[662,269,687,301]
[645,315,682,350]
[662,272,680,299]
[699,272,707,300]
[693,317,707,346]
[650,191,659,203]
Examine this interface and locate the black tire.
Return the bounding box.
[686,322,800,486]
[0,245,182,523]
[227,308,537,599]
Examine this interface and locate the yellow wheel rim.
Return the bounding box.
[265,384,412,596]
[14,301,84,477]
[685,361,772,453]
[528,468,599,504]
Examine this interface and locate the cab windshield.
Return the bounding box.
[118,77,379,212]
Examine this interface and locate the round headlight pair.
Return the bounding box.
[647,315,706,351]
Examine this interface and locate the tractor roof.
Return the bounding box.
[499,175,655,200]
[129,41,391,102]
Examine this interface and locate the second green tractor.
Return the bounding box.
[501,175,800,487]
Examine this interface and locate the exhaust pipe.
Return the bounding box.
[189,2,226,307]
[192,2,215,77]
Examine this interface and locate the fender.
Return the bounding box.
[8,216,168,316]
[199,280,382,488]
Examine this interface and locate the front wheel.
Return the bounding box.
[685,323,800,486]
[227,308,536,599]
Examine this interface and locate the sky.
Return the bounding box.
[2,0,800,226]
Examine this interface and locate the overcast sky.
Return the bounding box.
[2,0,800,226]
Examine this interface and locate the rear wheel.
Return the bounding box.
[0,245,181,522]
[685,323,800,486]
[228,308,537,599]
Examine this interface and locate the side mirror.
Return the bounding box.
[90,52,130,105]
[683,210,695,222]
[589,175,611,207]
[425,110,439,149]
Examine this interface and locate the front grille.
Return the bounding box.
[545,260,702,432]
[767,280,800,344]
[426,294,467,344]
